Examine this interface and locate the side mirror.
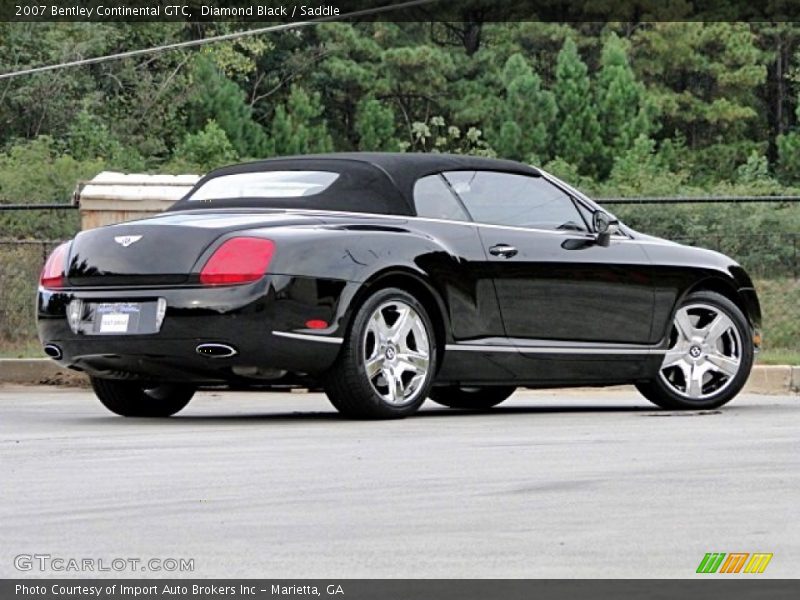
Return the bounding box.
[593,211,620,247]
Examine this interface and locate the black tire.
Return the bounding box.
[636,291,754,410]
[91,377,195,417]
[323,287,438,419]
[429,385,516,409]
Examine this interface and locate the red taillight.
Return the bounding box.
[40,242,71,289]
[199,238,275,286]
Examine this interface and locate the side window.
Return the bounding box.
[413,174,470,221]
[443,171,587,232]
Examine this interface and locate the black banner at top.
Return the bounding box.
[2,0,800,23]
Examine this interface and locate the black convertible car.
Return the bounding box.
[37,153,760,418]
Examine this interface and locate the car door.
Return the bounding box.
[411,174,516,382]
[411,173,506,341]
[442,170,655,347]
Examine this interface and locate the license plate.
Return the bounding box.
[93,302,142,335]
[99,313,130,333]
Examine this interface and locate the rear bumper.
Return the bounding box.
[36,275,350,383]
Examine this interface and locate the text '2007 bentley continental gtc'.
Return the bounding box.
[37,153,761,418]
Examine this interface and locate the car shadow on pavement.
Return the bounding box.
[77,403,659,424]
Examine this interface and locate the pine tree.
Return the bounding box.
[630,22,766,179]
[492,53,557,163]
[269,85,334,156]
[553,38,603,176]
[596,33,652,175]
[355,97,398,151]
[185,59,269,159]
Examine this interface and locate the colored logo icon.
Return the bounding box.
[696,552,773,574]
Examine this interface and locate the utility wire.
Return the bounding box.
[0,0,439,81]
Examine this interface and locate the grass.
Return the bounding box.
[757,349,800,365]
[0,340,44,359]
[754,278,799,364]
[2,279,798,364]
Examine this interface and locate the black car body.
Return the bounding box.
[37,153,761,418]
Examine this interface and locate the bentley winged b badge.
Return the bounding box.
[114,235,142,248]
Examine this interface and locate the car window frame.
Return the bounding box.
[539,169,631,239]
[440,169,592,234]
[412,173,472,222]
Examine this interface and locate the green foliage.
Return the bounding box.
[185,59,269,159]
[1,21,798,192]
[541,157,597,193]
[630,22,767,181]
[755,279,800,353]
[402,116,495,156]
[3,21,800,355]
[170,120,238,172]
[605,135,689,196]
[553,37,603,176]
[492,53,557,163]
[596,33,653,176]
[0,136,97,238]
[376,44,456,125]
[269,85,334,156]
[736,151,773,185]
[777,132,800,181]
[355,97,399,151]
[0,244,51,345]
[66,110,145,171]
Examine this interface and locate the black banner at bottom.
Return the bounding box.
[3,580,799,600]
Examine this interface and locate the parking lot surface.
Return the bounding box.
[0,386,797,578]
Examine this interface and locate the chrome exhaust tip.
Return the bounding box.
[43,344,62,360]
[196,343,238,358]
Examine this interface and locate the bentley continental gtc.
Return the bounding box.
[37,153,761,418]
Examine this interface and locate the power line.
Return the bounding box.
[0,0,439,81]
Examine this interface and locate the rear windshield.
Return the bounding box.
[187,171,339,201]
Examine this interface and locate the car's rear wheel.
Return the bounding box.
[90,377,195,417]
[636,291,753,410]
[429,385,516,409]
[324,288,437,419]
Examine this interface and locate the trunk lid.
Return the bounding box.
[66,211,319,287]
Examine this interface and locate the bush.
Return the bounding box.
[169,120,238,172]
[0,136,98,239]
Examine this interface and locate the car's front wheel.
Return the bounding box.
[324,288,437,419]
[429,385,516,409]
[636,291,754,410]
[90,378,195,417]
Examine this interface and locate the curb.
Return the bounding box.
[743,364,800,395]
[0,359,798,394]
[0,359,88,387]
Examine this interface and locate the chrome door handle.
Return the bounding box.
[489,244,518,258]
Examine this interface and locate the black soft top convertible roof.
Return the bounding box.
[169,152,541,216]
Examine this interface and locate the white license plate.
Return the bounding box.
[99,313,130,333]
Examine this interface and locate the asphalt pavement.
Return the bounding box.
[0,386,797,578]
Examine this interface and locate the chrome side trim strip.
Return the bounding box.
[445,344,518,353]
[272,331,343,344]
[445,343,665,355]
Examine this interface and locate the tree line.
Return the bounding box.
[1,20,800,239]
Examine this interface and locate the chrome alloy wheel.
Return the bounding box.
[658,303,744,400]
[362,300,431,406]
